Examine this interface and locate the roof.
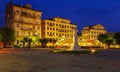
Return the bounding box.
[7,2,42,12]
[84,24,104,29]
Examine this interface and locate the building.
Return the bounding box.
[42,17,76,48]
[78,24,107,47]
[5,2,42,45]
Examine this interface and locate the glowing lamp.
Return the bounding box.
[91,49,95,53]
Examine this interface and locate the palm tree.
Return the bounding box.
[38,38,49,48]
[49,38,57,48]
[20,37,28,48]
[21,37,33,48]
[28,37,32,48]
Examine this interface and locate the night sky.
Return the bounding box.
[0,0,120,32]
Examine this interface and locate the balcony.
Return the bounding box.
[21,28,35,31]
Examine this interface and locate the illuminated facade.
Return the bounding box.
[78,24,107,47]
[42,17,76,47]
[5,2,42,45]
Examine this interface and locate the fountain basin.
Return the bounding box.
[50,49,101,55]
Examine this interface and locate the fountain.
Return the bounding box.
[52,29,99,54]
[70,29,81,51]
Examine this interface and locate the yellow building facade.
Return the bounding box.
[42,17,76,48]
[79,24,107,47]
[5,3,42,45]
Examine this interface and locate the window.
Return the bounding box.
[47,27,49,30]
[67,34,69,36]
[38,33,40,36]
[29,32,30,36]
[33,14,36,17]
[17,24,19,28]
[7,14,10,18]
[50,32,52,36]
[33,26,35,29]
[56,33,58,36]
[53,23,54,26]
[47,22,49,24]
[50,23,52,26]
[33,32,35,36]
[38,15,40,18]
[16,10,19,14]
[47,32,49,35]
[16,31,19,36]
[38,27,40,30]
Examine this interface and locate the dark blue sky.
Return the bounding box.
[0,0,120,32]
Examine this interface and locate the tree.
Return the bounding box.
[20,37,28,48]
[20,36,33,48]
[114,32,120,48]
[38,38,49,48]
[105,39,113,48]
[97,34,108,44]
[97,33,113,48]
[28,37,32,48]
[0,27,16,48]
[49,38,57,48]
